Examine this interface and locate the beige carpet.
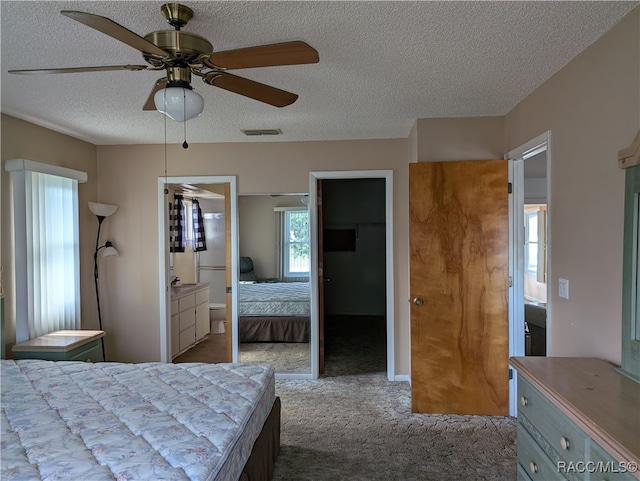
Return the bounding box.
[239,342,311,373]
[273,373,517,481]
[175,317,517,480]
[272,316,517,480]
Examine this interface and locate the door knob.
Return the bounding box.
[412,297,424,306]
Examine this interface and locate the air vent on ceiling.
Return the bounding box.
[241,129,282,136]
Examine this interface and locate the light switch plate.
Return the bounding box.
[559,278,569,299]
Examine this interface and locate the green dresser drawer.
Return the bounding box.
[518,377,588,467]
[67,339,104,362]
[588,440,638,481]
[518,462,534,481]
[518,423,568,481]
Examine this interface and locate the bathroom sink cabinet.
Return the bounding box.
[171,284,210,359]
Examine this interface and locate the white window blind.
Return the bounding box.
[6,159,86,341]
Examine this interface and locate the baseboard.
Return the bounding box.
[394,374,411,385]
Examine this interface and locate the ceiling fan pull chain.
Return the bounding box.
[164,91,169,195]
[182,88,189,149]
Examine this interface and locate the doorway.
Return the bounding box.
[507,131,551,415]
[309,170,395,380]
[157,176,238,364]
[320,178,387,376]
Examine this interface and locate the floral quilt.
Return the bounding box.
[1,360,275,481]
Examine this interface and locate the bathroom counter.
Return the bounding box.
[171,282,209,299]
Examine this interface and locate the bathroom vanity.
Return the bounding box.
[171,283,210,359]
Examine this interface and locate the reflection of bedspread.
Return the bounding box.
[1,360,276,481]
[239,282,310,317]
[240,316,310,342]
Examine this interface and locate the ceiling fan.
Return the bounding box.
[8,3,319,121]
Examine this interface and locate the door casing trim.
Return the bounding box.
[157,176,239,364]
[309,170,395,380]
[506,130,552,417]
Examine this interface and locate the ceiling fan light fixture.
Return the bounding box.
[154,86,204,122]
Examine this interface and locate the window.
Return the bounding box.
[525,212,539,274]
[6,159,86,342]
[524,206,547,283]
[283,210,310,277]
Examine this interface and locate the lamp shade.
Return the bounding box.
[154,87,204,122]
[103,245,119,258]
[89,202,118,217]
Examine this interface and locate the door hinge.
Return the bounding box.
[508,182,513,194]
[508,276,513,287]
[226,286,232,294]
[509,368,513,380]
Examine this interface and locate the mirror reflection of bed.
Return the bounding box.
[237,194,311,374]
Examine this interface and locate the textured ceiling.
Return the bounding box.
[1,1,637,145]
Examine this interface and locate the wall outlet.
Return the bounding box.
[559,278,569,299]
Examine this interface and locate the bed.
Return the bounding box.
[1,360,280,481]
[238,282,310,343]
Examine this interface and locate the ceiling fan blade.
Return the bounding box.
[206,72,298,107]
[9,65,149,75]
[61,10,169,57]
[143,78,168,111]
[205,41,319,70]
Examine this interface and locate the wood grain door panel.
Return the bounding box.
[409,160,509,415]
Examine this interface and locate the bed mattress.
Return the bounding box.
[238,282,310,317]
[1,360,275,481]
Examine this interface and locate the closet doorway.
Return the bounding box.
[310,170,395,380]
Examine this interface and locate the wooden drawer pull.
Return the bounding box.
[520,395,528,407]
[560,436,570,450]
[529,461,538,474]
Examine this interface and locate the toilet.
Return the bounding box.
[209,303,226,333]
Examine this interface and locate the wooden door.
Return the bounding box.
[409,160,509,415]
[224,182,233,362]
[317,179,325,374]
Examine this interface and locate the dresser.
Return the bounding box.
[12,330,105,362]
[510,357,640,481]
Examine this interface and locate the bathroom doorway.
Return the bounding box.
[157,176,238,364]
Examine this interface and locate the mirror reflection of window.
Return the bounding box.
[525,212,539,274]
[524,205,547,284]
[284,210,310,277]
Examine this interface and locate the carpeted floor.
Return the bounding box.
[272,315,517,481]
[175,316,518,480]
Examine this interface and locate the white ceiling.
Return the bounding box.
[1,1,637,146]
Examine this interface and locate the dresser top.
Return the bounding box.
[510,357,640,473]
[12,330,105,352]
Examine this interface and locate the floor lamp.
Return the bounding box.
[89,202,119,361]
